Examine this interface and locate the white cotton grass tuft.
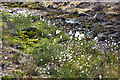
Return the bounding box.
[99,75,102,79]
[69,30,73,35]
[75,31,80,37]
[4,57,8,60]
[75,31,84,40]
[82,70,84,73]
[42,18,45,22]
[60,35,62,39]
[48,34,52,37]
[48,20,50,25]
[70,36,73,40]
[53,23,55,25]
[80,66,82,70]
[56,30,61,34]
[81,43,83,45]
[78,34,84,40]
[81,55,84,57]
[40,59,43,61]
[94,37,98,41]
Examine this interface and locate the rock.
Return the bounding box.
[114,25,120,31]
[92,3,105,12]
[76,2,91,9]
[93,12,110,22]
[67,8,92,14]
[104,25,113,28]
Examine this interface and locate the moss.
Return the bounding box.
[47,17,56,20]
[10,4,19,7]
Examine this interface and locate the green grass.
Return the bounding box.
[1,10,119,78]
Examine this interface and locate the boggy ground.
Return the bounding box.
[2,2,120,51]
[2,2,119,51]
[0,2,120,78]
